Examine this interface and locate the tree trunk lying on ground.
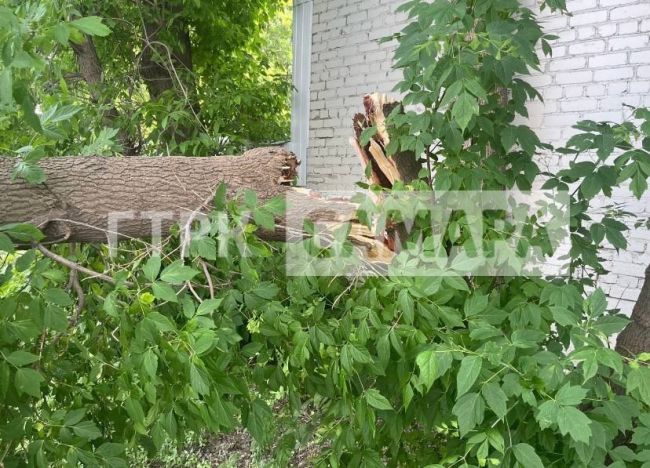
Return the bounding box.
[0,147,394,261]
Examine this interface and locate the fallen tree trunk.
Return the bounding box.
[0,148,394,262]
[0,148,296,243]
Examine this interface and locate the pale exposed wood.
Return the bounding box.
[351,94,422,188]
[368,140,401,185]
[350,137,382,187]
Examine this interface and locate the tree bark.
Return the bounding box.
[0,149,295,243]
[0,149,392,261]
[616,264,650,356]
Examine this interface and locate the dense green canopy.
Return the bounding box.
[0,0,291,172]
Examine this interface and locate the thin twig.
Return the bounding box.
[186,281,202,303]
[35,243,131,286]
[200,260,215,299]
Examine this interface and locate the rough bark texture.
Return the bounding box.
[616,264,650,356]
[0,150,393,261]
[0,149,295,243]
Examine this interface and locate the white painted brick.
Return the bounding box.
[611,4,650,21]
[568,40,606,54]
[608,35,650,51]
[556,70,593,84]
[630,50,650,64]
[544,86,563,99]
[594,67,634,81]
[542,16,569,31]
[561,98,597,111]
[600,0,637,5]
[549,56,587,71]
[608,81,629,95]
[638,66,650,78]
[585,84,606,96]
[598,23,618,37]
[577,26,596,40]
[569,10,608,27]
[564,85,584,97]
[588,52,628,68]
[567,0,598,9]
[630,80,650,93]
[641,19,650,32]
[618,21,640,35]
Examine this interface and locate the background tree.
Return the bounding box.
[0,0,292,167]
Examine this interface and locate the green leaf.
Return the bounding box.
[0,69,12,105]
[580,173,601,199]
[146,311,175,333]
[0,223,43,242]
[557,406,592,443]
[196,298,223,316]
[12,161,46,184]
[189,363,210,395]
[43,288,74,307]
[365,389,394,411]
[247,399,272,445]
[535,400,559,430]
[513,443,544,468]
[586,289,607,317]
[482,382,507,418]
[550,306,578,327]
[627,367,650,405]
[253,209,275,230]
[397,289,414,324]
[96,443,125,458]
[142,256,161,282]
[452,392,485,436]
[15,368,44,397]
[0,232,14,253]
[360,126,378,146]
[64,408,87,426]
[5,351,39,367]
[44,306,68,331]
[124,398,145,426]
[416,349,438,391]
[631,170,648,199]
[555,384,588,406]
[452,92,478,132]
[12,84,42,132]
[152,282,178,303]
[53,23,70,45]
[69,16,111,37]
[72,421,102,440]
[160,261,199,284]
[142,349,158,379]
[457,355,482,397]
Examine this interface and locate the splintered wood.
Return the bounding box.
[351,93,422,188]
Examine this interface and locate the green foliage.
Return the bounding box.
[2,0,650,466]
[0,0,292,168]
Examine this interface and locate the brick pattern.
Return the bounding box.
[307,0,407,189]
[306,0,650,312]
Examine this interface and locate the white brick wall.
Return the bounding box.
[305,0,650,311]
